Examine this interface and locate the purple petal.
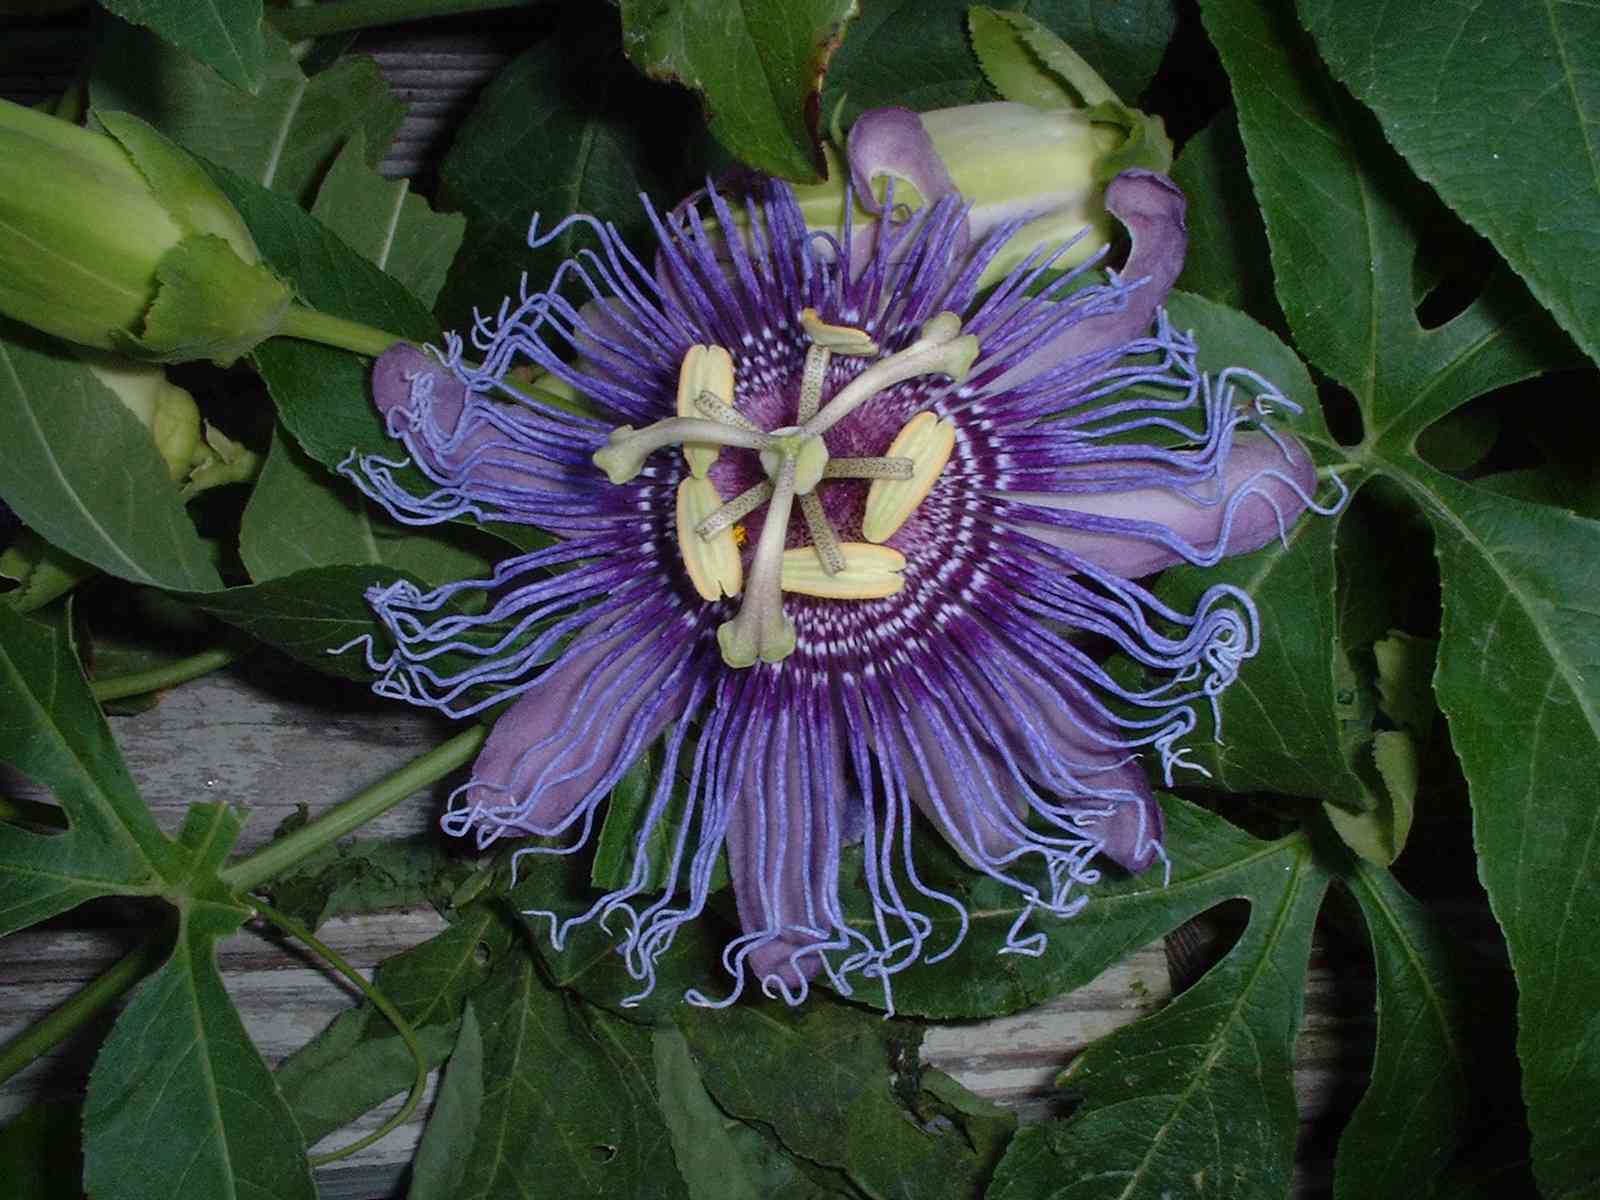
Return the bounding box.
[846,107,960,216]
[723,706,846,997]
[984,667,1165,872]
[1001,170,1186,387]
[446,612,693,845]
[1012,430,1319,578]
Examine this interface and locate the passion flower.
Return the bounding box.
[342,168,1328,1009]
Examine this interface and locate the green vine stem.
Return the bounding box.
[220,724,487,892]
[269,0,530,41]
[278,305,407,358]
[90,647,241,703]
[0,726,484,1086]
[0,936,170,1088]
[249,898,429,1168]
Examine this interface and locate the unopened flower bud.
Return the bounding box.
[0,98,291,365]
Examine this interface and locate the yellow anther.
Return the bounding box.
[675,344,736,477]
[800,308,879,356]
[862,412,957,543]
[780,544,906,599]
[676,476,743,601]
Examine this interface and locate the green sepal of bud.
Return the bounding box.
[95,111,262,265]
[0,531,95,616]
[182,424,262,500]
[116,235,292,366]
[1080,100,1174,184]
[0,99,291,364]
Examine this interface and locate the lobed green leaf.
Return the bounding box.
[97,0,267,95]
[1299,0,1600,369]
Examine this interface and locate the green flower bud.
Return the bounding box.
[0,99,292,364]
[790,97,1171,289]
[81,355,261,495]
[80,357,204,482]
[787,17,1172,288]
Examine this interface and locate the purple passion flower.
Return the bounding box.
[341,168,1328,1010]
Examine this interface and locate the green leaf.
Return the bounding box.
[677,997,1013,1200]
[262,833,442,932]
[1334,861,1475,1199]
[83,805,317,1200]
[204,161,438,473]
[435,28,700,336]
[0,324,222,593]
[842,795,1302,1022]
[969,6,1083,109]
[1299,0,1600,368]
[986,824,1328,1200]
[309,133,466,309]
[0,604,174,934]
[652,1025,833,1200]
[969,7,1117,107]
[276,908,511,1145]
[0,1100,83,1200]
[620,0,857,182]
[457,957,688,1200]
[1324,729,1418,867]
[505,848,731,1024]
[1138,293,1376,811]
[179,565,421,682]
[407,1002,484,1200]
[1203,4,1599,1189]
[1199,0,1575,440]
[240,427,498,587]
[1170,108,1277,325]
[97,0,266,94]
[1423,475,1600,1196]
[90,22,402,205]
[824,1,1176,124]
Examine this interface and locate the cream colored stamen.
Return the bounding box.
[676,345,736,477]
[797,491,845,575]
[780,544,906,599]
[823,456,915,481]
[797,344,830,424]
[863,412,957,543]
[676,477,743,600]
[696,480,773,540]
[694,390,759,432]
[802,312,978,438]
[800,308,879,356]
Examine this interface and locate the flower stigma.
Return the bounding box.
[592,312,975,669]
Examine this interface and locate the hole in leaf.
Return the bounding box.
[1411,224,1493,331]
[1317,379,1365,448]
[0,763,70,837]
[590,1144,618,1164]
[1164,898,1248,996]
[473,940,492,967]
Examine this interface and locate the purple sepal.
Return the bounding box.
[999,170,1186,389]
[722,710,850,999]
[845,107,960,217]
[1015,430,1320,579]
[442,610,694,849]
